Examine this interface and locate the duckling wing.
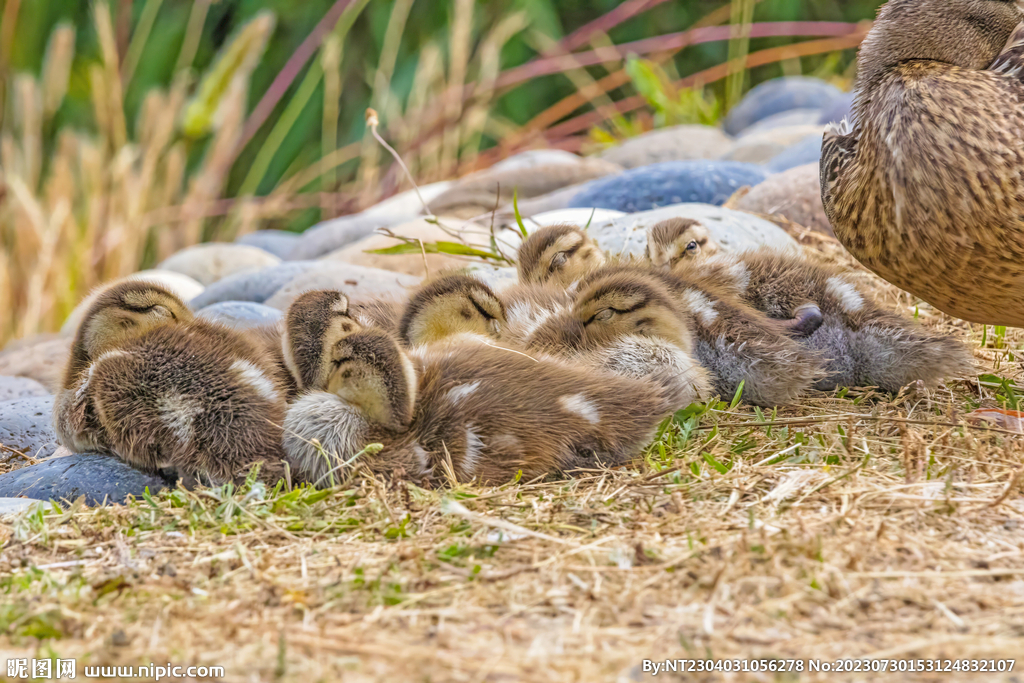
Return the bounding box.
[989,23,1024,80]
[819,118,857,223]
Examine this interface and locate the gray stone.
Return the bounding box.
[765,133,824,174]
[739,108,823,135]
[585,203,800,259]
[0,497,43,515]
[489,149,583,172]
[0,376,50,402]
[722,124,824,164]
[190,261,319,309]
[598,125,733,168]
[288,213,391,261]
[197,301,283,330]
[819,91,854,126]
[567,161,768,213]
[264,264,421,310]
[0,336,71,389]
[60,270,206,336]
[359,181,453,221]
[723,76,843,135]
[737,163,833,236]
[0,453,170,506]
[0,396,59,458]
[159,243,280,286]
[463,265,519,293]
[236,230,300,259]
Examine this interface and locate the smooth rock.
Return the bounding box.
[0,376,50,402]
[723,76,843,135]
[819,91,854,126]
[524,208,627,231]
[159,243,280,286]
[322,218,494,278]
[0,336,71,389]
[722,124,824,164]
[0,497,43,515]
[739,108,823,135]
[288,213,392,261]
[264,265,421,311]
[598,125,733,168]
[737,163,833,236]
[567,161,768,213]
[361,181,453,220]
[427,158,622,217]
[586,203,800,259]
[463,265,519,293]
[60,270,206,336]
[190,261,319,309]
[489,149,583,173]
[0,396,59,458]
[197,301,283,330]
[236,230,300,259]
[765,133,823,173]
[0,453,170,506]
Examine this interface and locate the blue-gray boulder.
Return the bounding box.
[819,91,854,126]
[288,213,388,261]
[765,134,823,173]
[723,77,843,135]
[236,230,301,259]
[567,161,768,213]
[0,454,171,506]
[190,261,318,309]
[197,301,283,330]
[0,376,50,402]
[0,396,58,458]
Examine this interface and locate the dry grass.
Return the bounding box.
[2,235,1023,682]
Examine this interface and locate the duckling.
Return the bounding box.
[645,218,823,336]
[55,281,288,485]
[281,293,683,485]
[397,273,506,347]
[821,0,1024,326]
[516,223,606,289]
[520,265,818,406]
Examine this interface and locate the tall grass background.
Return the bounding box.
[0,0,882,345]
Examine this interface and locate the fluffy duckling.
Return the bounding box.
[55,281,288,485]
[518,265,818,407]
[821,0,1024,326]
[516,223,606,288]
[673,248,974,392]
[281,291,683,485]
[397,273,506,346]
[646,218,823,336]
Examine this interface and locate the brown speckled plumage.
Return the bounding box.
[821,0,1024,325]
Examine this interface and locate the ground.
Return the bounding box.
[1,228,1023,682]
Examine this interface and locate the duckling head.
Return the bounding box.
[645,218,719,270]
[283,289,363,391]
[325,328,417,431]
[398,274,506,346]
[516,223,606,287]
[564,271,695,354]
[70,281,192,375]
[856,0,1023,92]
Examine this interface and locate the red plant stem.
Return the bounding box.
[560,0,671,52]
[236,0,357,153]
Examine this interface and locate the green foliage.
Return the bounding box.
[625,56,721,127]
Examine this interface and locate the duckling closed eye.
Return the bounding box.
[398,274,506,347]
[517,223,606,287]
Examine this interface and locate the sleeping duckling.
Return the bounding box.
[645,218,823,337]
[527,266,820,407]
[821,0,1024,326]
[281,291,683,485]
[671,248,974,393]
[55,281,288,485]
[516,223,606,289]
[397,273,506,346]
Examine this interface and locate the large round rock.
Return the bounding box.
[0,376,50,402]
[598,125,733,168]
[0,396,59,458]
[0,453,171,506]
[236,230,300,259]
[721,124,824,164]
[723,76,843,135]
[159,243,281,286]
[189,261,319,309]
[264,265,421,311]
[737,163,833,236]
[765,133,823,173]
[567,161,768,213]
[586,203,800,259]
[0,336,71,390]
[197,301,283,330]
